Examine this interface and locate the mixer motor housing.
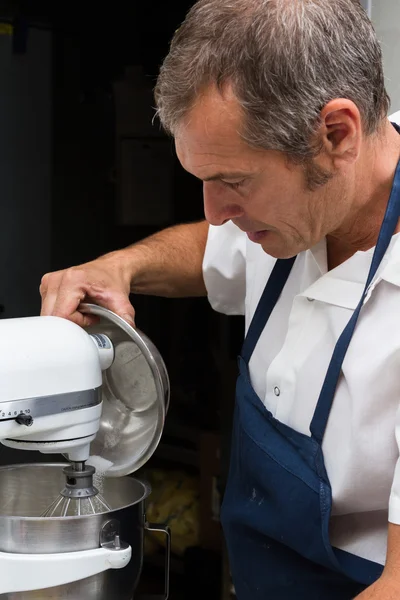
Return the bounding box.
[0,315,114,462]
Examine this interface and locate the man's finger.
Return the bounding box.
[52,287,87,320]
[87,292,136,327]
[40,272,62,316]
[50,269,91,319]
[68,311,100,328]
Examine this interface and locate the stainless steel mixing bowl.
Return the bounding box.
[81,303,170,477]
[0,463,170,600]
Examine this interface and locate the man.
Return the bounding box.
[40,0,400,597]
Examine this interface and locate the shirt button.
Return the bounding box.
[274,386,280,397]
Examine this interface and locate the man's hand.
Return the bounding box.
[40,251,135,328]
[40,221,209,327]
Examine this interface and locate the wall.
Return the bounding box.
[0,27,51,318]
[372,0,400,113]
[0,26,53,465]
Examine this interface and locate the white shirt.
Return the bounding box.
[203,112,400,566]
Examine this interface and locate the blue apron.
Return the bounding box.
[221,157,400,599]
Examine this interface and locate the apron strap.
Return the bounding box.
[241,257,296,364]
[310,158,400,443]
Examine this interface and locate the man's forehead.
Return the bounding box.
[178,84,244,148]
[175,84,271,179]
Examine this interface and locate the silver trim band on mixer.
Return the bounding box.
[0,387,102,421]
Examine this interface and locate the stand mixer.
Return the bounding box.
[0,314,116,517]
[0,305,170,598]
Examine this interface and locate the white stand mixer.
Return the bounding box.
[0,309,167,596]
[0,315,114,464]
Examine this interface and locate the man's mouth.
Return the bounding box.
[246,230,269,243]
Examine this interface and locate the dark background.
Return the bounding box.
[0,2,244,598]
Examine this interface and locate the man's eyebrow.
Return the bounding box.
[203,172,252,182]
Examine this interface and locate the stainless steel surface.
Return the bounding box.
[0,464,150,550]
[100,518,122,547]
[0,463,152,600]
[72,461,85,472]
[40,491,112,517]
[0,387,101,422]
[100,520,129,552]
[80,303,170,477]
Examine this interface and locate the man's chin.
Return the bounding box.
[259,236,299,260]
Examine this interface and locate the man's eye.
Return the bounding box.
[222,180,245,190]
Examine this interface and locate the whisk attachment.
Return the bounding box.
[41,463,112,517]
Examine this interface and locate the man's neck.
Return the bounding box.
[327,120,400,270]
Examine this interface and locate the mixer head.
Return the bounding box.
[41,463,112,517]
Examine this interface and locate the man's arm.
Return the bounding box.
[128,220,209,297]
[40,220,209,327]
[355,523,400,599]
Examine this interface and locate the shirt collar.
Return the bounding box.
[377,234,400,289]
[298,234,400,310]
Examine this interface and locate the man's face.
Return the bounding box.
[175,86,352,258]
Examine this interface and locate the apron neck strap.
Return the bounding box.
[310,158,400,443]
[241,257,296,364]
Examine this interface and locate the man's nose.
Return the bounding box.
[203,182,244,226]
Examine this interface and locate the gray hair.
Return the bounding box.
[154,0,390,162]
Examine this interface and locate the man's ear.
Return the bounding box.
[318,99,362,167]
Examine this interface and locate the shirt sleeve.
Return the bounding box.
[388,406,400,524]
[202,222,247,316]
